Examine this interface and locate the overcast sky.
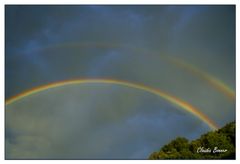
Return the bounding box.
[5,5,235,159]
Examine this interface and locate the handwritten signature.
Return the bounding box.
[197,147,227,153]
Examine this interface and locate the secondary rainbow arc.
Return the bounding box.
[35,41,234,100]
[6,78,218,130]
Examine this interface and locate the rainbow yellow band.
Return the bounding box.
[6,78,218,130]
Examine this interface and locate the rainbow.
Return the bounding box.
[168,56,235,100]
[6,78,218,130]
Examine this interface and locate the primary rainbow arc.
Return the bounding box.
[6,78,218,130]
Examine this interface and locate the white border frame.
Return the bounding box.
[1,1,239,163]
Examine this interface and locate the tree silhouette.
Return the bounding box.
[148,122,235,159]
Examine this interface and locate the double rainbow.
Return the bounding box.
[6,42,233,131]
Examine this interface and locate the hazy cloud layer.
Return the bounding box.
[6,84,209,159]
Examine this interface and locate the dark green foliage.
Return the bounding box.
[148,122,235,159]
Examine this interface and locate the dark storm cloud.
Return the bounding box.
[5,5,235,159]
[5,6,85,47]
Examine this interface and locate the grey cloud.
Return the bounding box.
[5,5,235,159]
